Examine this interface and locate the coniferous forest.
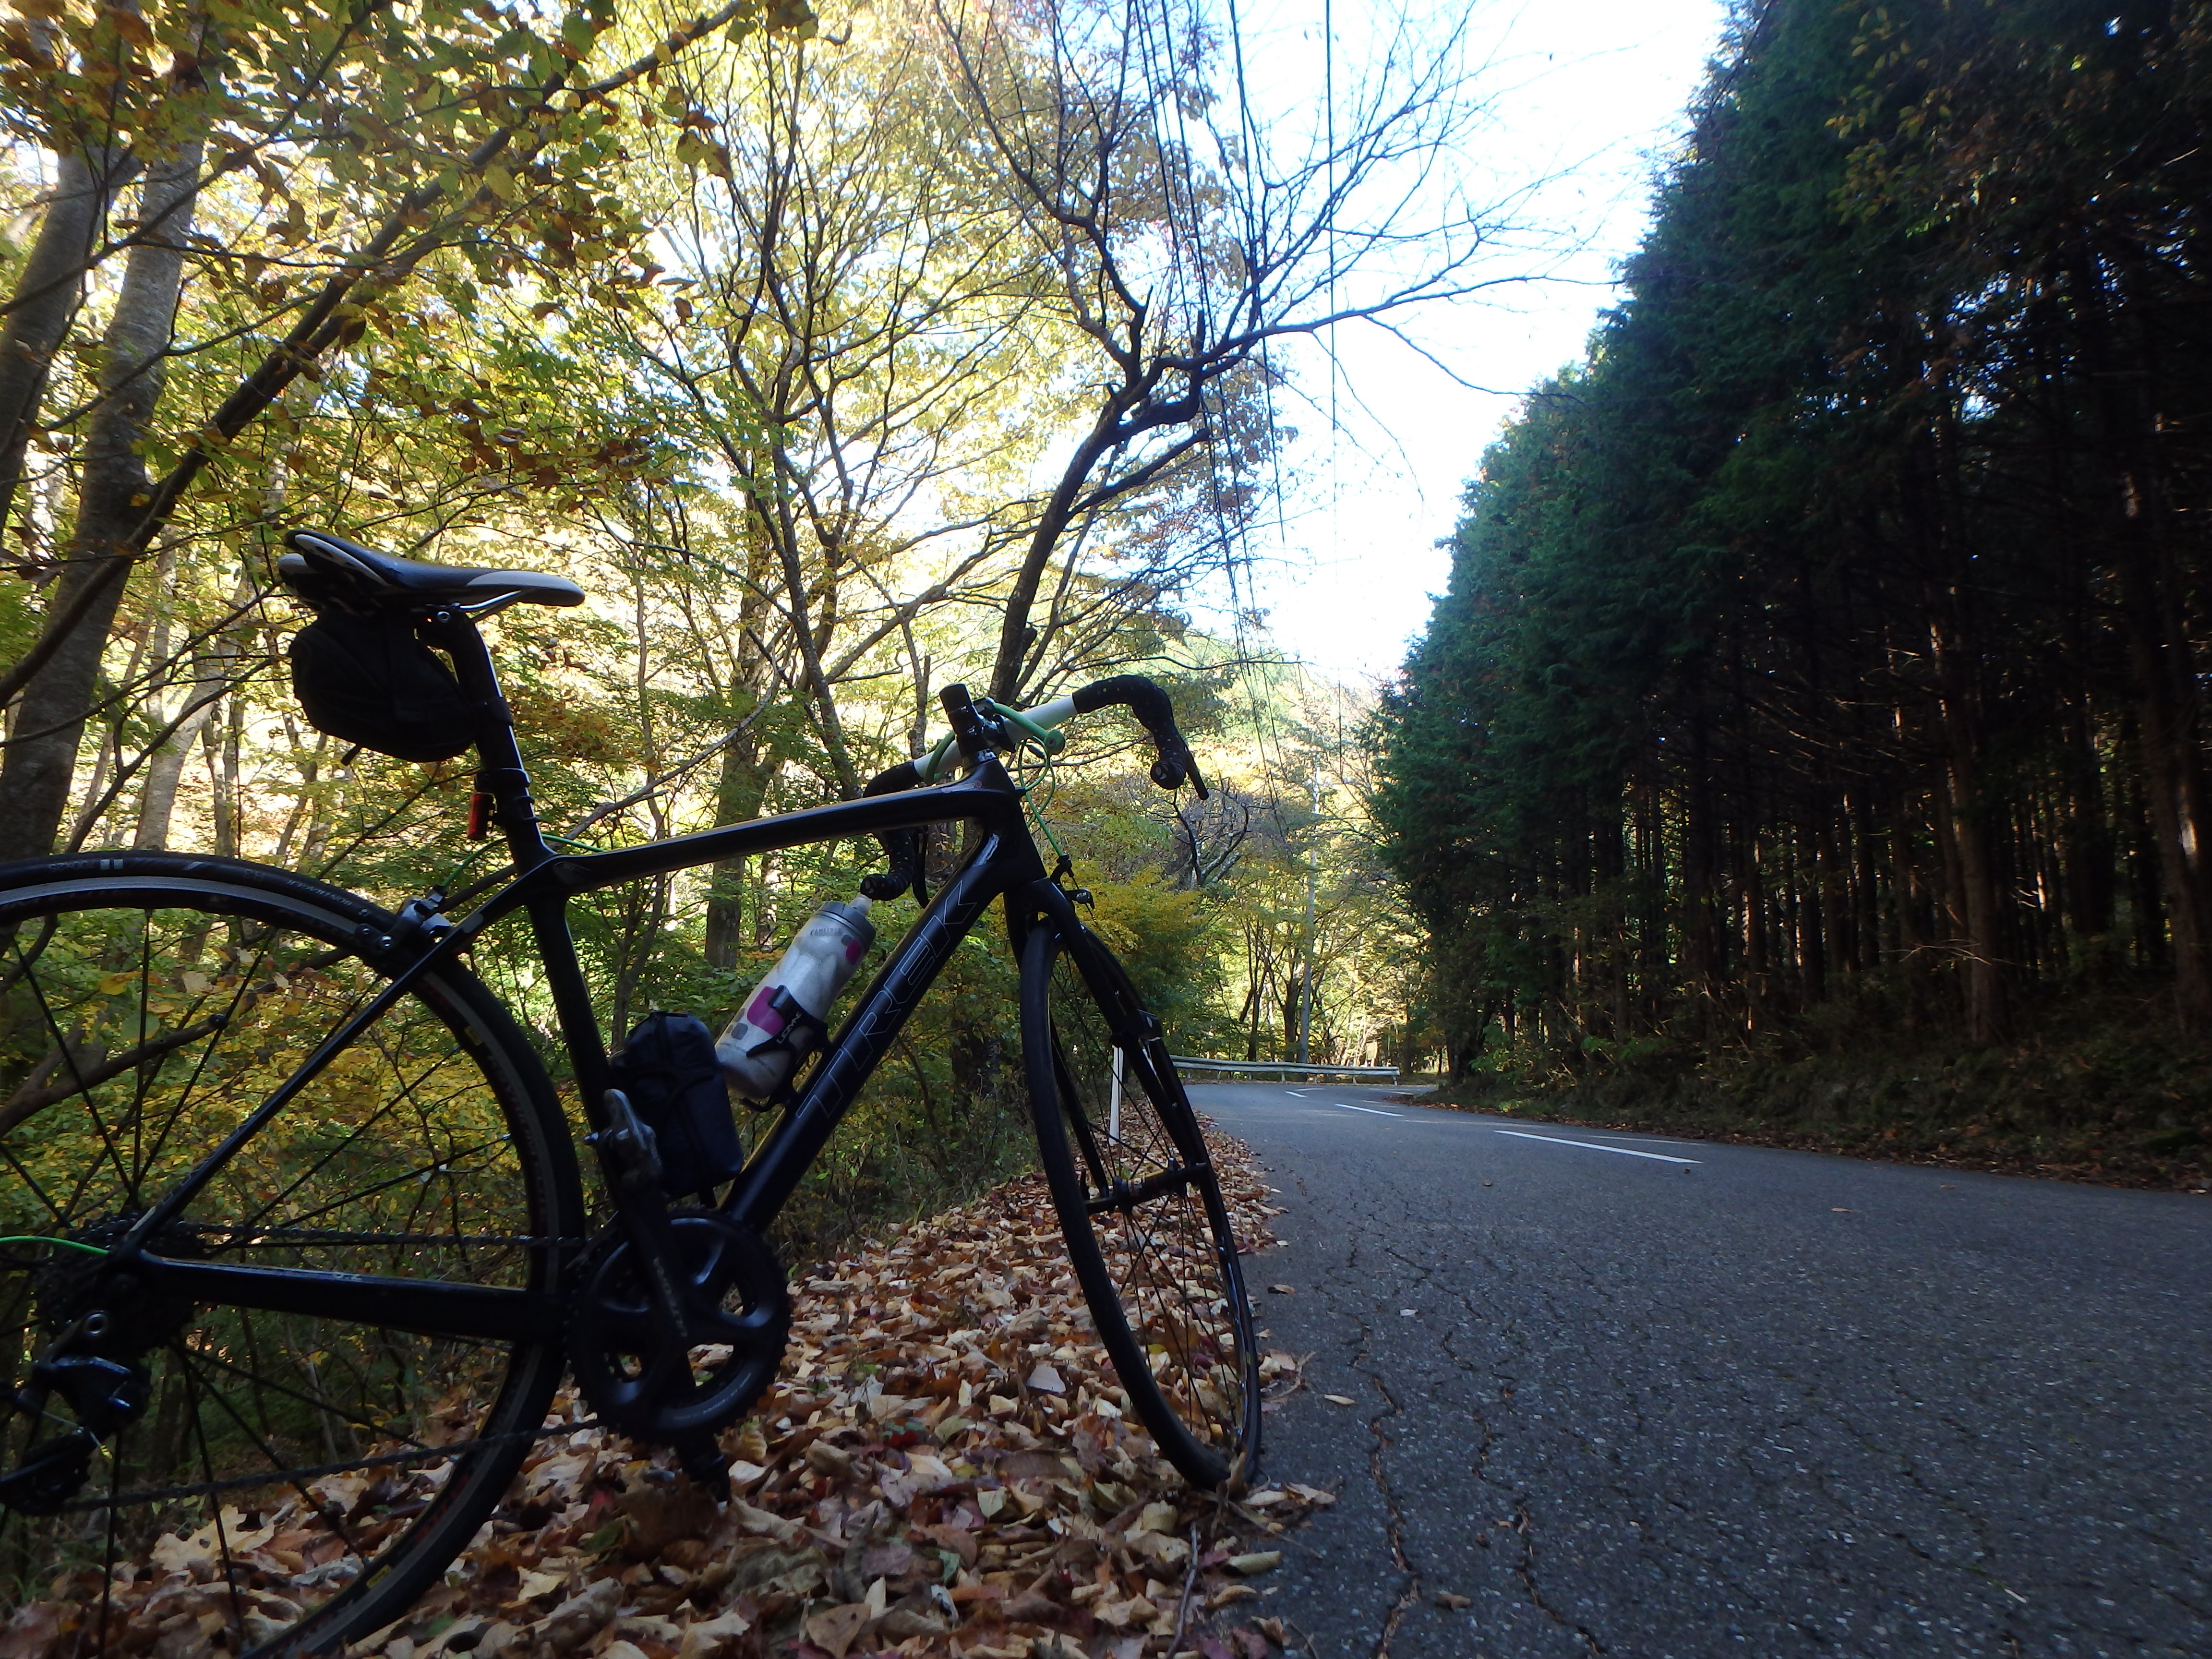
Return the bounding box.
[1373,0,2212,1175]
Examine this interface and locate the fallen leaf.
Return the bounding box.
[51,1137,1308,1659]
[1434,1590,1472,1610]
[1132,1500,1178,1537]
[0,1603,60,1659]
[802,1602,872,1659]
[1322,1394,1357,1407]
[1226,1551,1282,1575]
[877,1606,950,1639]
[1267,1284,1296,1294]
[675,1610,751,1659]
[541,1579,620,1653]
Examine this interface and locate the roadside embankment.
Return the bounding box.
[1407,1022,2212,1190]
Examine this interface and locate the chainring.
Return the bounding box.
[568,1209,789,1442]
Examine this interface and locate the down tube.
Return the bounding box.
[721,832,1014,1229]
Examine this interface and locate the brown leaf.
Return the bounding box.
[801,1601,871,1659]
[1226,1551,1282,1575]
[618,1483,714,1554]
[1434,1590,1472,1610]
[0,1603,60,1659]
[541,1579,620,1652]
[722,1543,825,1602]
[876,1605,950,1639]
[913,1524,979,1568]
[673,1610,750,1659]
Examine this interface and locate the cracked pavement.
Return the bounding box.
[1195,1084,2212,1659]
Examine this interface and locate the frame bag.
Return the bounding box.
[612,1011,746,1197]
[289,611,474,763]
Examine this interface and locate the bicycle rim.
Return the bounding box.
[0,859,577,1658]
[1022,917,1259,1489]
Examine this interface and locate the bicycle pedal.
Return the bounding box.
[673,1432,730,1502]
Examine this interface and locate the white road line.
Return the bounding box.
[1284,1089,1310,1097]
[1334,1103,1401,1118]
[1492,1129,1700,1164]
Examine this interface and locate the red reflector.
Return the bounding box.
[467,791,493,838]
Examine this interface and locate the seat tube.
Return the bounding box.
[421,610,553,869]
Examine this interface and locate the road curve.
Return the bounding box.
[1194,1082,2212,1659]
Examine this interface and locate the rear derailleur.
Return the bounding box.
[0,1225,191,1515]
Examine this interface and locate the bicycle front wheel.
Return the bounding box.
[1022,912,1260,1489]
[0,854,581,1658]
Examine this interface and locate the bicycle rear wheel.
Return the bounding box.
[0,854,581,1658]
[1021,913,1260,1489]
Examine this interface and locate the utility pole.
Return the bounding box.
[1299,763,1319,1066]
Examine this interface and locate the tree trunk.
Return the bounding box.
[1945,750,2009,1046]
[2060,690,2115,939]
[703,731,771,970]
[2071,243,2212,1028]
[0,139,204,864]
[0,148,130,541]
[132,651,224,850]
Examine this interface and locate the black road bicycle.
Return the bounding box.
[0,531,1260,1655]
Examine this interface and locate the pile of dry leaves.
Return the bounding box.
[301,1131,1324,1659]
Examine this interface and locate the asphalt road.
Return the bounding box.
[1191,1083,2212,1659]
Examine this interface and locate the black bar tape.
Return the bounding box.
[1069,675,1209,798]
[859,760,928,902]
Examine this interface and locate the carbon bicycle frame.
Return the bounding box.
[118,611,1070,1347]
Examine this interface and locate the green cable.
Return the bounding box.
[0,1237,107,1256]
[916,732,958,784]
[986,701,1066,756]
[1023,763,1071,867]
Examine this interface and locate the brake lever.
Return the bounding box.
[1151,734,1209,800]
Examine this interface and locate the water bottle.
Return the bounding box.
[717,897,877,1100]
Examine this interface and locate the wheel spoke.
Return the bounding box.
[1028,922,1257,1487]
[0,870,570,1656]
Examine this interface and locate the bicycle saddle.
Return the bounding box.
[279,529,585,609]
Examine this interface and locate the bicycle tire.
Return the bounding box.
[0,854,582,1659]
[1021,913,1261,1489]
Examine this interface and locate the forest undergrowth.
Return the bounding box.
[1418,982,2212,1192]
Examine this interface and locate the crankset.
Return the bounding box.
[569,1209,789,1465]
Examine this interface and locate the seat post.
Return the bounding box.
[419,610,552,870]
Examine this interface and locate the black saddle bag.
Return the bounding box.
[611,1011,745,1197]
[289,610,473,763]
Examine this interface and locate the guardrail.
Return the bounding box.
[1171,1057,1400,1082]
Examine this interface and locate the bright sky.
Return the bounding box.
[1213,0,1731,685]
